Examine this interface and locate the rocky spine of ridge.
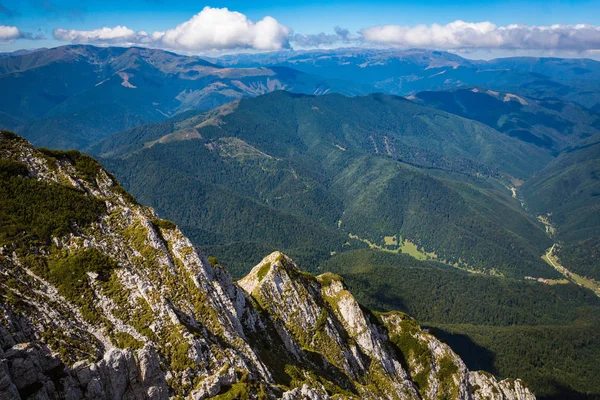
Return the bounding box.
[0,132,535,399]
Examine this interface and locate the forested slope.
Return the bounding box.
[97,91,555,279]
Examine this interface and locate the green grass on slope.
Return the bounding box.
[0,137,106,248]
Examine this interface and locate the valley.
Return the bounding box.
[95,91,557,280]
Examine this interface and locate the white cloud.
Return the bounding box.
[49,14,600,53]
[360,21,600,51]
[0,25,22,41]
[53,26,137,44]
[53,7,291,51]
[0,25,43,43]
[157,7,290,51]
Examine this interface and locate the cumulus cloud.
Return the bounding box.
[0,25,21,41]
[157,7,290,51]
[53,26,137,44]
[360,21,600,51]
[0,25,43,43]
[53,7,291,51]
[50,12,600,53]
[0,25,45,43]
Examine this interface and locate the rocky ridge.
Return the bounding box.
[0,131,535,399]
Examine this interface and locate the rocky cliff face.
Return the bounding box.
[0,131,535,399]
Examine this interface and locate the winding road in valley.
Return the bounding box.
[545,244,600,296]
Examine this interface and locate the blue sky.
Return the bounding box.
[2,0,600,58]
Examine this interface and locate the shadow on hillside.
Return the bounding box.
[423,326,496,374]
[537,380,600,400]
[424,326,600,400]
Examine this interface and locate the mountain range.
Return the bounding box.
[0,45,356,150]
[85,87,600,398]
[210,48,600,110]
[1,44,600,399]
[93,91,557,279]
[4,45,600,151]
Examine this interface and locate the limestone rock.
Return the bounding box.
[471,371,536,400]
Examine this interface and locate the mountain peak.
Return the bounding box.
[238,251,295,292]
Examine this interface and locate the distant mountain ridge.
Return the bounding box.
[0,45,358,149]
[2,45,600,151]
[211,48,600,110]
[411,88,600,153]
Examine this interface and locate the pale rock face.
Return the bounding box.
[0,135,536,399]
[191,366,237,400]
[380,311,471,400]
[280,383,329,400]
[470,372,536,400]
[318,272,417,398]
